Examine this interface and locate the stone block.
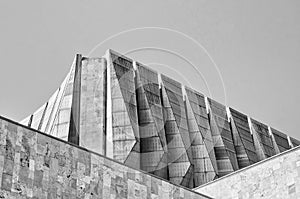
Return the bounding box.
[1,173,12,191]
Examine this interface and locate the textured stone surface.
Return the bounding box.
[0,117,210,199]
[80,57,106,155]
[195,145,300,199]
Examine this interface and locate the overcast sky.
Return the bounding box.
[0,0,299,139]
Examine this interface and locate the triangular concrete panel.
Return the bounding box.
[185,87,218,186]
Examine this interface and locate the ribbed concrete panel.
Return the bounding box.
[109,50,140,169]
[79,57,107,155]
[20,115,32,127]
[37,103,48,131]
[49,56,77,141]
[250,119,276,160]
[270,128,290,153]
[290,137,300,147]
[136,62,168,179]
[44,71,71,135]
[26,67,74,137]
[229,108,258,168]
[161,74,193,188]
[207,98,238,177]
[30,103,47,130]
[39,89,59,132]
[185,87,217,186]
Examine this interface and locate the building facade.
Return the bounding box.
[20,49,300,189]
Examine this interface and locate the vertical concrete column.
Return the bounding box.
[68,54,82,145]
[79,57,107,155]
[105,51,113,158]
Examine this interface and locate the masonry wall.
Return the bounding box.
[0,116,210,199]
[195,145,300,199]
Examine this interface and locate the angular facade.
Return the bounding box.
[108,51,140,170]
[185,87,217,186]
[250,119,277,160]
[270,127,290,153]
[20,49,300,189]
[161,74,193,188]
[229,108,258,168]
[207,98,238,177]
[135,62,168,179]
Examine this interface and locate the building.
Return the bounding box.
[8,49,298,197]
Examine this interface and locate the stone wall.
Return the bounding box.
[0,116,210,199]
[195,144,300,199]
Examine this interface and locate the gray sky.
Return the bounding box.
[0,0,299,139]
